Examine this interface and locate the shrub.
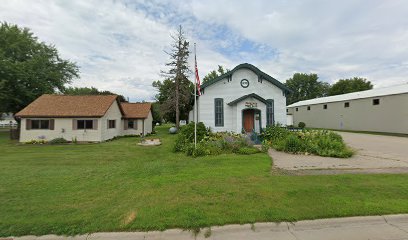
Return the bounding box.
[173,122,209,152]
[185,143,209,157]
[235,146,260,155]
[48,138,68,144]
[25,139,48,145]
[261,124,291,142]
[298,122,306,129]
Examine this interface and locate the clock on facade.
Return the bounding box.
[240,79,249,88]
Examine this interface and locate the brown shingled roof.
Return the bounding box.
[120,102,152,119]
[15,94,119,118]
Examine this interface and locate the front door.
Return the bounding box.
[243,109,255,132]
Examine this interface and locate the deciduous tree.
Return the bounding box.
[0,22,79,116]
[63,86,127,102]
[285,73,330,105]
[202,65,230,83]
[329,77,373,96]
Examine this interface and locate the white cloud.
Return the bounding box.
[1,0,408,102]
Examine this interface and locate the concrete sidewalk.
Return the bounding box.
[13,214,408,240]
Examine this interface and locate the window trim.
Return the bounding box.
[214,98,224,127]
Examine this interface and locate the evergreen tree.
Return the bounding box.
[157,25,192,127]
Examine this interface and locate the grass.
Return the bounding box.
[1,125,408,236]
[308,127,408,138]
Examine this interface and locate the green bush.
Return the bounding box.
[235,147,260,155]
[25,139,48,145]
[185,143,209,157]
[268,129,353,158]
[298,122,306,128]
[261,124,291,142]
[173,122,209,152]
[48,138,69,145]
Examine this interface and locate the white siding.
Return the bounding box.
[20,118,102,142]
[121,110,153,136]
[197,68,286,132]
[101,101,123,141]
[18,102,154,142]
[144,111,153,134]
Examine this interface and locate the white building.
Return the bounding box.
[15,94,153,142]
[190,63,290,133]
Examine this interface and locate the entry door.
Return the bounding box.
[243,109,255,132]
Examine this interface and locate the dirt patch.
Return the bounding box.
[122,211,137,226]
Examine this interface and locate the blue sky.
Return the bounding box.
[1,0,408,101]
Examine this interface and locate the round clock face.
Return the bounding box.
[240,79,249,88]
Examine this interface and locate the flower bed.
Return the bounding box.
[261,125,353,158]
[173,122,260,157]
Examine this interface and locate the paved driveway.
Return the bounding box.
[271,131,408,173]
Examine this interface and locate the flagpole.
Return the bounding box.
[194,43,197,148]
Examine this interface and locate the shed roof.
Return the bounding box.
[15,94,121,118]
[287,83,408,108]
[120,102,152,119]
[200,63,292,93]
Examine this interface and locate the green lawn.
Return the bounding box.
[1,125,408,237]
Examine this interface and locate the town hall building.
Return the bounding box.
[190,63,291,133]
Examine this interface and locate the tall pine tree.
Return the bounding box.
[159,25,192,128]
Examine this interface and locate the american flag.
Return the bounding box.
[195,54,201,96]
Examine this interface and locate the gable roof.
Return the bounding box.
[200,63,292,93]
[120,102,152,119]
[228,93,270,106]
[287,83,408,108]
[15,94,121,118]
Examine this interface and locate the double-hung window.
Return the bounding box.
[127,120,138,129]
[108,120,116,129]
[77,120,94,130]
[266,99,274,126]
[214,98,224,127]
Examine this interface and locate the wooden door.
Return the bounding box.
[243,109,254,132]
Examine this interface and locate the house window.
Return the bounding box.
[77,120,94,130]
[266,99,274,126]
[307,106,311,110]
[31,120,50,129]
[373,99,380,105]
[344,102,350,108]
[127,120,138,129]
[323,104,327,109]
[296,108,298,112]
[214,98,224,127]
[108,120,116,129]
